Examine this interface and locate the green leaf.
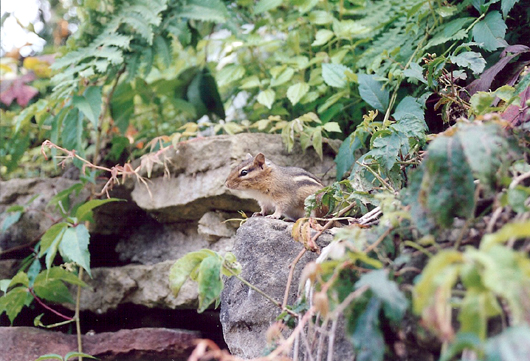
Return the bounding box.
[456,123,513,190]
[34,354,64,360]
[472,11,507,52]
[39,222,68,257]
[270,67,294,87]
[403,63,427,85]
[35,267,88,288]
[47,183,85,216]
[322,122,341,133]
[257,89,275,109]
[1,211,22,233]
[73,86,102,129]
[64,352,97,360]
[450,51,486,75]
[0,287,29,324]
[440,333,482,361]
[335,134,362,180]
[217,64,245,87]
[308,10,335,25]
[154,35,171,68]
[485,325,530,361]
[322,63,350,88]
[312,29,334,46]
[34,279,74,304]
[110,82,135,134]
[75,198,123,223]
[9,271,29,288]
[408,134,475,231]
[481,221,530,250]
[169,249,216,296]
[426,17,474,48]
[357,74,389,112]
[255,0,283,14]
[355,270,408,322]
[58,225,92,277]
[197,255,224,313]
[240,75,261,89]
[501,0,518,18]
[351,297,385,361]
[287,82,310,105]
[393,96,425,122]
[61,108,84,154]
[470,91,496,115]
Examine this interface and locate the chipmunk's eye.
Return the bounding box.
[240,169,248,176]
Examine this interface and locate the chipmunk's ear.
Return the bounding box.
[254,153,266,168]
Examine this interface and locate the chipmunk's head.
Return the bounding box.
[225,153,272,191]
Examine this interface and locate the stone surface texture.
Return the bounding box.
[0,134,340,361]
[220,217,354,360]
[0,326,198,361]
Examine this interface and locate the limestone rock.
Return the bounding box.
[131,133,338,222]
[220,217,353,359]
[0,326,198,361]
[198,211,236,242]
[67,260,198,313]
[0,177,89,251]
[115,221,234,265]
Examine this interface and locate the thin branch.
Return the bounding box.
[28,288,73,321]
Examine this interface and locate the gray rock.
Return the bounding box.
[67,260,199,313]
[0,177,89,251]
[131,133,338,222]
[198,211,236,242]
[220,217,353,359]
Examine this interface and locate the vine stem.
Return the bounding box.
[28,288,73,321]
[225,268,297,317]
[75,267,84,361]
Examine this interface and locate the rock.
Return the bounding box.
[0,326,198,361]
[131,133,338,222]
[220,217,354,359]
[198,211,236,242]
[66,261,199,313]
[115,221,234,265]
[0,178,89,251]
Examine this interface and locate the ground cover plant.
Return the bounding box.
[1,0,530,360]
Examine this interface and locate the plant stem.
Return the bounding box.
[75,267,84,361]
[28,288,73,321]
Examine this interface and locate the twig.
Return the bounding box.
[326,318,338,361]
[364,227,392,254]
[28,288,73,321]
[75,267,84,361]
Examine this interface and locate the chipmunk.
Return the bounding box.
[225,153,325,221]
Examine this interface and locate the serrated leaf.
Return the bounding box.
[322,122,341,133]
[257,89,275,109]
[34,279,74,304]
[154,35,171,68]
[197,255,223,313]
[322,63,350,88]
[472,11,507,52]
[9,272,29,288]
[393,96,425,122]
[358,74,389,112]
[287,82,309,105]
[0,287,29,324]
[255,0,283,14]
[356,270,408,322]
[470,91,496,115]
[110,81,135,134]
[481,221,530,250]
[72,86,102,129]
[308,10,335,25]
[240,75,261,89]
[351,297,385,361]
[61,108,84,154]
[312,29,334,46]
[180,0,229,22]
[409,135,475,231]
[450,51,486,75]
[75,198,123,223]
[426,17,474,48]
[217,64,245,87]
[501,0,518,18]
[169,249,216,296]
[58,225,92,277]
[270,67,294,87]
[39,222,68,262]
[456,123,512,190]
[403,63,427,85]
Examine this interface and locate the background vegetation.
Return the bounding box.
[1,0,530,360]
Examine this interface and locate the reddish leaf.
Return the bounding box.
[0,72,38,107]
[501,86,530,125]
[466,44,530,97]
